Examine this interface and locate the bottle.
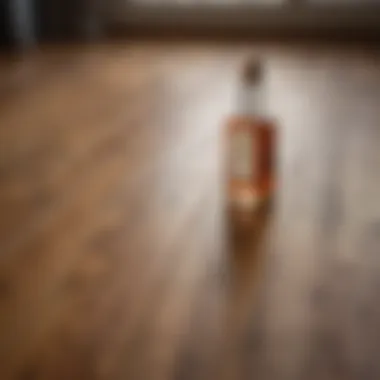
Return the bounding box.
[227,59,275,216]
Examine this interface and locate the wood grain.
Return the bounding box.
[0,42,380,380]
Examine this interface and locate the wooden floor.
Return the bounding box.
[1,41,380,380]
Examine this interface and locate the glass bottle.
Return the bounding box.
[227,59,275,213]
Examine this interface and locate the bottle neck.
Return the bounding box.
[238,82,266,118]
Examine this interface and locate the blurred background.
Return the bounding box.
[1,0,380,47]
[1,1,380,380]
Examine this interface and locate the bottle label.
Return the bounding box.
[230,131,254,181]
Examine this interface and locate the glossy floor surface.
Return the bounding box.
[1,42,380,380]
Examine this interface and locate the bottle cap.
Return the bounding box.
[242,59,263,85]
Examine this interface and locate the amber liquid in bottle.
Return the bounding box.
[227,60,275,215]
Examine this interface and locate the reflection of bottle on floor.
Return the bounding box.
[227,59,276,224]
